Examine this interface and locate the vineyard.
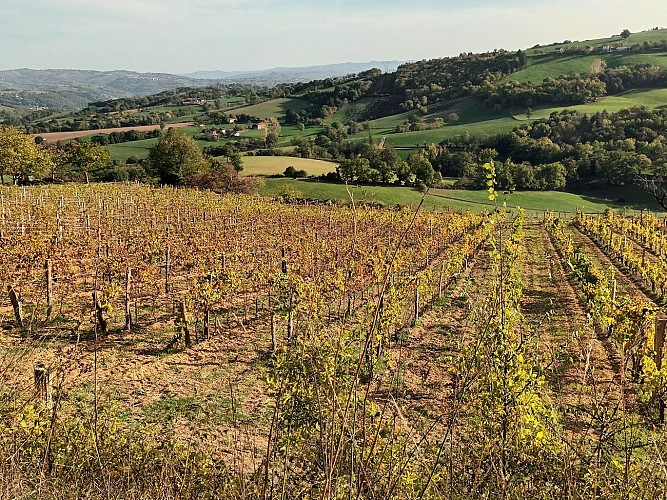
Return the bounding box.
[2,183,667,498]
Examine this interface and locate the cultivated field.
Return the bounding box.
[239,156,337,176]
[35,122,194,142]
[3,183,667,497]
[229,98,312,119]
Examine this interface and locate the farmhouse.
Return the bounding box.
[253,122,267,130]
[182,98,208,105]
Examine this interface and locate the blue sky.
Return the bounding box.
[1,0,664,74]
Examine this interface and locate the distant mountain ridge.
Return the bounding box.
[182,60,407,83]
[0,68,207,92]
[0,68,215,113]
[0,62,406,114]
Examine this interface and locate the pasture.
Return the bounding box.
[511,88,667,121]
[260,178,663,213]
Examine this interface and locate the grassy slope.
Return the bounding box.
[260,179,664,214]
[105,123,327,160]
[524,29,667,56]
[229,98,312,119]
[512,88,667,121]
[512,29,667,83]
[107,139,159,160]
[366,100,517,147]
[507,53,667,83]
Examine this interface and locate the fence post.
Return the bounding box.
[165,246,171,294]
[92,291,108,335]
[180,301,191,348]
[45,259,53,321]
[34,362,52,410]
[125,267,132,332]
[656,318,667,423]
[7,285,24,328]
[413,278,420,326]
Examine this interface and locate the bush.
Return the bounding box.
[284,166,308,179]
[189,163,259,194]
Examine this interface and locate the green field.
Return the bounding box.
[260,179,664,214]
[106,138,159,160]
[103,124,313,160]
[513,30,667,84]
[381,118,518,147]
[511,88,667,121]
[230,98,312,119]
[357,99,518,147]
[240,156,337,176]
[508,52,667,84]
[525,29,667,56]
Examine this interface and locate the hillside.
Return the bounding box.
[11,27,667,206]
[0,62,403,119]
[0,69,216,115]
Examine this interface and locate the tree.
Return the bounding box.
[535,161,567,190]
[265,132,279,148]
[639,160,667,209]
[190,160,258,194]
[337,157,371,183]
[284,166,307,179]
[148,128,208,185]
[517,49,527,67]
[66,141,111,183]
[446,112,460,124]
[0,126,52,184]
[408,153,439,186]
[620,29,631,39]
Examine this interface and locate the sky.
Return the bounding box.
[1,0,664,74]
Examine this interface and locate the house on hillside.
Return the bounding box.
[182,98,208,105]
[253,122,267,130]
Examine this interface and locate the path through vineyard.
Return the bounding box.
[521,223,637,434]
[391,222,645,440]
[389,238,492,426]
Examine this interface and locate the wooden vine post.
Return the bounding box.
[269,288,276,353]
[655,318,667,423]
[125,267,132,332]
[7,285,24,328]
[413,277,420,326]
[179,301,191,348]
[45,259,53,321]
[280,246,296,344]
[288,291,294,343]
[204,273,212,340]
[165,245,171,294]
[92,291,108,335]
[34,362,52,409]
